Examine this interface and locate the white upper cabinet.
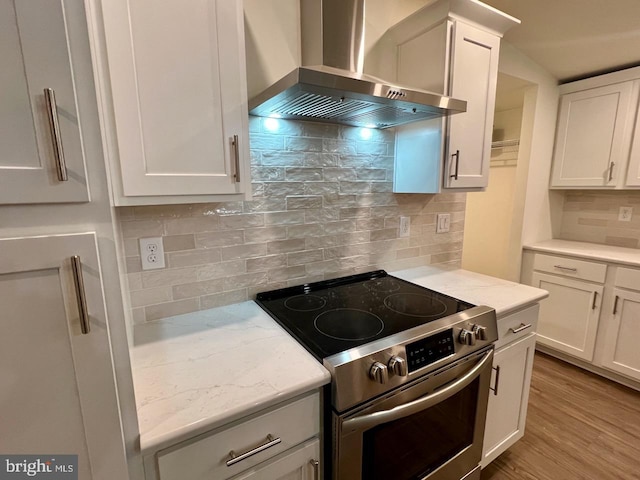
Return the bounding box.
[444,22,500,190]
[379,0,517,193]
[550,82,636,188]
[549,67,640,190]
[94,0,250,204]
[0,0,89,204]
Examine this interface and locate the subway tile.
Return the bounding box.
[305,208,341,223]
[246,254,288,272]
[167,249,221,268]
[200,289,248,310]
[261,151,305,167]
[396,247,421,260]
[303,123,340,138]
[357,170,390,184]
[130,286,173,308]
[244,226,287,244]
[142,267,198,288]
[287,223,324,239]
[267,238,306,254]
[219,213,264,229]
[131,307,145,325]
[165,216,219,235]
[123,238,139,256]
[370,228,398,241]
[172,278,225,300]
[267,265,307,282]
[121,219,164,238]
[340,207,371,219]
[265,211,306,225]
[323,139,356,155]
[285,167,323,181]
[163,234,196,252]
[126,256,142,273]
[323,168,357,181]
[224,271,268,290]
[340,181,371,194]
[285,136,323,152]
[197,260,247,281]
[195,230,244,248]
[250,134,285,150]
[145,298,200,322]
[127,272,143,291]
[221,243,267,260]
[356,141,387,155]
[287,249,324,266]
[286,196,323,210]
[264,182,305,197]
[250,166,285,181]
[132,204,193,219]
[305,259,342,275]
[242,197,287,213]
[605,236,639,248]
[304,182,340,196]
[304,153,339,167]
[323,220,356,235]
[370,182,393,193]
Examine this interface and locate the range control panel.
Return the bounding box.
[406,329,455,373]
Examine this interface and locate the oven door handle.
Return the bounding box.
[342,350,493,433]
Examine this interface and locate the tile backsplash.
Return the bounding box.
[560,191,640,248]
[119,117,465,323]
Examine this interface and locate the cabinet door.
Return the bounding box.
[482,333,536,467]
[532,272,603,361]
[550,82,635,188]
[101,0,248,197]
[624,81,640,187]
[0,0,89,204]
[0,233,128,479]
[445,22,500,190]
[230,439,320,480]
[600,289,640,381]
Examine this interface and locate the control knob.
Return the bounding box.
[388,356,408,377]
[369,362,389,384]
[472,324,488,341]
[458,329,477,346]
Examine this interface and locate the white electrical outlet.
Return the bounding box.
[436,213,451,233]
[619,206,633,222]
[140,237,165,270]
[399,216,410,237]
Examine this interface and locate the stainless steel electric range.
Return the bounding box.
[256,270,498,480]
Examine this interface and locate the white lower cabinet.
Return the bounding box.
[531,272,603,361]
[482,305,538,467]
[152,392,321,480]
[0,233,128,479]
[600,288,640,382]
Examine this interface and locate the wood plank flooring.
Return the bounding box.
[481,352,640,480]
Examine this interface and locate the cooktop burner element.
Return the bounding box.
[314,308,384,341]
[384,293,447,317]
[256,270,475,359]
[284,294,326,311]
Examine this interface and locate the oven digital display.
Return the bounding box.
[406,329,455,373]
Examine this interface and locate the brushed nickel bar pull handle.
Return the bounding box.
[553,265,577,272]
[608,162,615,182]
[231,134,240,183]
[490,365,501,396]
[613,295,620,315]
[44,88,68,181]
[509,323,533,334]
[592,291,598,310]
[70,256,90,334]
[226,434,281,467]
[310,459,320,479]
[449,149,460,179]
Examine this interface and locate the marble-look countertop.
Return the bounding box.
[524,239,640,267]
[392,265,548,317]
[131,265,547,455]
[131,301,330,454]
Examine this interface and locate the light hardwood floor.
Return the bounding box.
[481,352,640,480]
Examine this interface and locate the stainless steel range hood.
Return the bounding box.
[248,0,467,129]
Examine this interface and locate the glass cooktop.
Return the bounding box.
[255,270,474,360]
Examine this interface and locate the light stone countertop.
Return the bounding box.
[392,265,548,317]
[131,265,548,455]
[524,239,640,267]
[131,301,331,454]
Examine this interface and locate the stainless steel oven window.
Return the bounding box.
[333,348,493,480]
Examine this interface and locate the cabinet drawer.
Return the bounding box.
[495,304,539,350]
[614,267,640,290]
[533,253,606,283]
[157,393,320,480]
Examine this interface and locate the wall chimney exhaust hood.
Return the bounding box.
[248,0,467,129]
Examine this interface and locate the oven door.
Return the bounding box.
[333,348,493,480]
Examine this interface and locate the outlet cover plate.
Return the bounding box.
[399,216,410,237]
[436,213,451,233]
[140,237,165,270]
[619,206,633,222]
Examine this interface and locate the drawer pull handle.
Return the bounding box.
[553,265,577,272]
[44,88,68,181]
[449,149,460,180]
[310,459,320,479]
[489,365,501,396]
[231,134,241,183]
[226,434,281,467]
[613,295,620,315]
[71,255,90,334]
[592,291,598,310]
[509,323,532,334]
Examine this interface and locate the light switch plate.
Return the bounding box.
[619,206,633,222]
[140,237,165,270]
[436,213,451,233]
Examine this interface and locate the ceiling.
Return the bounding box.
[482,0,640,83]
